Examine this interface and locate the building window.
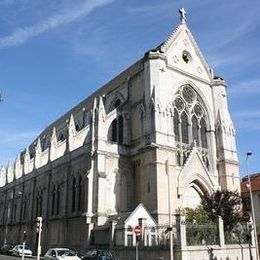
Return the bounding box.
[51,186,56,216]
[192,115,199,145]
[114,99,121,109]
[181,112,189,144]
[56,185,60,215]
[127,234,133,247]
[173,86,209,148]
[200,118,207,148]
[78,176,83,212]
[36,190,43,217]
[72,178,76,213]
[174,109,180,142]
[110,115,124,144]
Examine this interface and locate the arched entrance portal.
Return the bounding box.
[182,180,209,209]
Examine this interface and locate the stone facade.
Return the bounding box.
[0,11,240,252]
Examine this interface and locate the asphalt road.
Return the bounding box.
[0,255,38,260]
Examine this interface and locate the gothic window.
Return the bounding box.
[181,112,189,144]
[114,99,121,109]
[192,115,199,145]
[174,109,180,142]
[200,117,207,148]
[110,115,124,144]
[12,201,17,223]
[56,185,60,215]
[173,85,210,168]
[147,181,151,193]
[78,176,83,212]
[118,116,124,144]
[58,132,65,142]
[72,178,76,213]
[51,186,56,216]
[36,190,43,217]
[39,192,42,216]
[111,119,118,142]
[75,121,81,132]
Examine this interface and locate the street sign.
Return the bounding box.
[134,225,142,236]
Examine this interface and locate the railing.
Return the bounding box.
[224,222,251,244]
[186,222,219,246]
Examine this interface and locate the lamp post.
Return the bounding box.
[166,160,173,260]
[246,152,259,259]
[0,91,3,102]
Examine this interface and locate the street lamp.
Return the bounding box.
[0,91,3,102]
[165,160,173,260]
[246,152,259,259]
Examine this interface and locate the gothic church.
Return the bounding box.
[0,9,240,251]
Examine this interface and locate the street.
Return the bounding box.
[0,256,38,260]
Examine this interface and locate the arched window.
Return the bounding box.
[110,116,124,144]
[72,178,76,213]
[200,118,207,148]
[51,186,56,216]
[192,115,199,145]
[114,99,121,109]
[118,115,124,144]
[56,185,60,215]
[181,112,189,144]
[174,109,180,142]
[111,119,118,142]
[78,176,83,212]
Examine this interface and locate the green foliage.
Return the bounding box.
[176,206,218,245]
[176,205,211,223]
[201,189,243,231]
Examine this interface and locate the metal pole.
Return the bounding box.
[36,217,42,260]
[166,160,173,260]
[21,241,25,260]
[135,240,138,260]
[246,152,259,260]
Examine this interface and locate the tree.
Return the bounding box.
[201,189,243,231]
[176,205,210,223]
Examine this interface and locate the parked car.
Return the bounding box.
[0,244,14,255]
[44,248,81,260]
[10,244,32,257]
[81,249,117,260]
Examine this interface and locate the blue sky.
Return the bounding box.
[0,0,259,176]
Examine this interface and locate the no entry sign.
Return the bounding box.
[134,225,142,236]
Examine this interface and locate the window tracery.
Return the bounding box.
[173,85,209,168]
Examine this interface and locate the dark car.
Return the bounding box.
[0,244,14,255]
[81,249,117,260]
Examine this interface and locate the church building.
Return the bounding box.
[0,9,240,252]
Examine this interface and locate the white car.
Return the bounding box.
[44,248,81,260]
[11,244,32,257]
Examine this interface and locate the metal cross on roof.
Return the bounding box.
[179,7,187,23]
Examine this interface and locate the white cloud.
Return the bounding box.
[0,130,39,145]
[0,0,114,49]
[234,110,260,120]
[229,79,260,95]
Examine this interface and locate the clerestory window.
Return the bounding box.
[110,115,124,144]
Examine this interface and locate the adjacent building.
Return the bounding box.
[0,9,240,252]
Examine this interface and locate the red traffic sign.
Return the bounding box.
[134,225,142,236]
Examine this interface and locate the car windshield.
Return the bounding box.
[18,245,30,250]
[57,249,77,256]
[97,250,112,257]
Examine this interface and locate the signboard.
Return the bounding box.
[134,225,142,236]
